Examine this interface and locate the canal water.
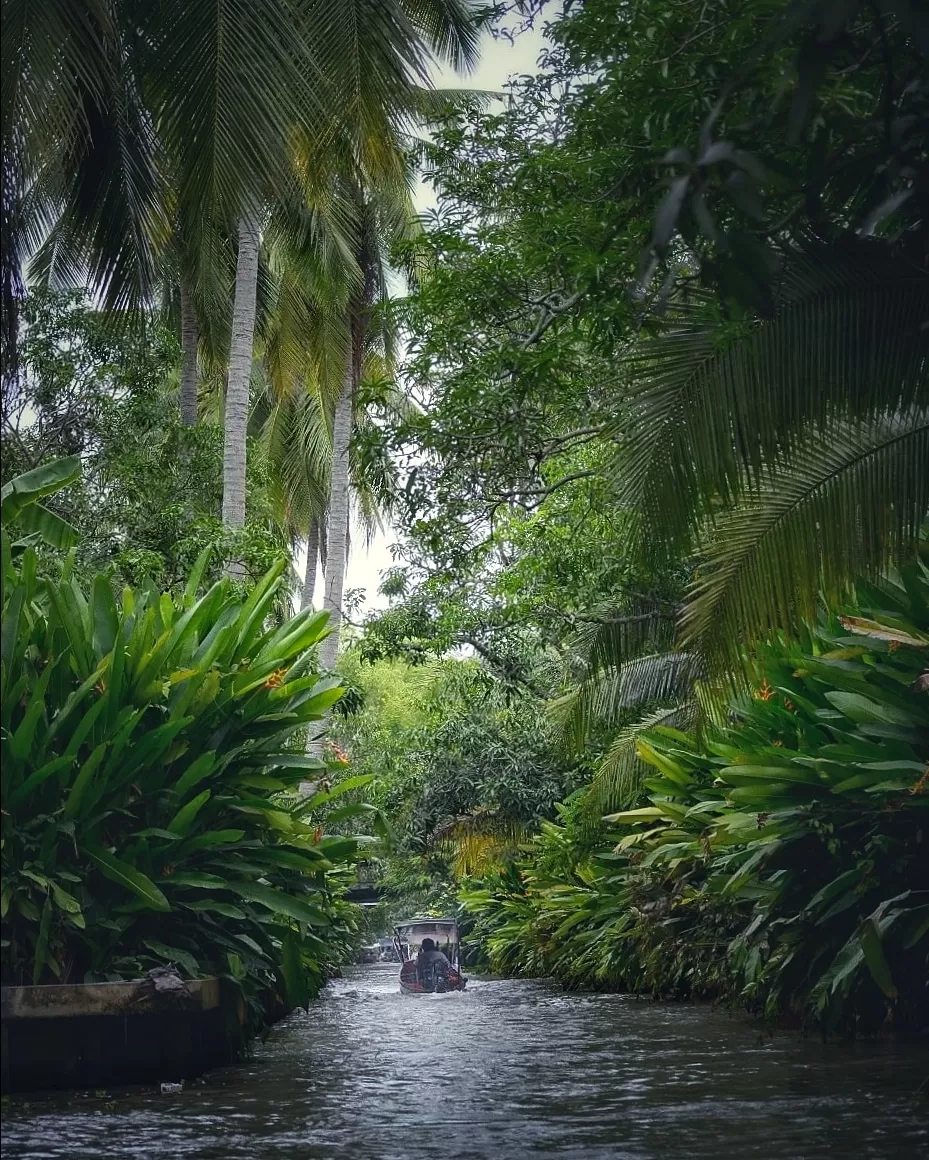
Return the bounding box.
[2,964,926,1159]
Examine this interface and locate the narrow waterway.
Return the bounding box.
[3,965,926,1159]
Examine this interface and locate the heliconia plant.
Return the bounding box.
[462,565,929,1035]
[0,533,374,1020]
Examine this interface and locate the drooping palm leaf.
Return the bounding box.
[612,240,929,564]
[608,238,928,664]
[3,0,168,363]
[559,651,700,754]
[682,408,929,665]
[569,603,678,676]
[590,702,697,812]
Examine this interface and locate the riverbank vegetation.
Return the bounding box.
[2,0,926,1045]
[1,462,367,1026]
[1,0,484,1029]
[463,571,929,1034]
[331,0,928,1036]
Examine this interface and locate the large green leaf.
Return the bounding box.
[32,896,53,985]
[63,743,108,818]
[0,457,81,523]
[15,503,78,551]
[92,575,119,659]
[230,882,328,925]
[858,918,897,999]
[87,848,171,911]
[823,691,923,727]
[180,899,247,920]
[142,939,200,979]
[166,871,229,889]
[166,789,212,835]
[279,928,311,1011]
[297,774,374,813]
[8,755,76,806]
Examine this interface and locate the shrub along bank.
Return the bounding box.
[1,508,368,1029]
[462,570,929,1036]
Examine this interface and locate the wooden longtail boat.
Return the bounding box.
[394,918,467,994]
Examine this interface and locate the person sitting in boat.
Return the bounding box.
[416,938,450,991]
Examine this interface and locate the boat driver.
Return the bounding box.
[416,938,450,983]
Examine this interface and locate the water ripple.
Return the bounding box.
[2,965,925,1159]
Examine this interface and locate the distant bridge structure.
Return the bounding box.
[343,884,385,906]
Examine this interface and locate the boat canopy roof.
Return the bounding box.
[395,917,459,943]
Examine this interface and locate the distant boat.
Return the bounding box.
[356,936,399,965]
[394,917,467,994]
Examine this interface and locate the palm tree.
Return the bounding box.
[610,238,929,671]
[256,0,482,656]
[178,278,199,425]
[257,334,407,614]
[303,517,325,609]
[318,226,373,670]
[554,599,704,810]
[5,0,483,592]
[3,0,325,359]
[213,0,482,577]
[221,215,262,573]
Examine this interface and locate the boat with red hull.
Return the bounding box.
[394,918,467,994]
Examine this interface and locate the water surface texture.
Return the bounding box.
[3,964,926,1159]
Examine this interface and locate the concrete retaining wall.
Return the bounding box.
[1,976,246,1093]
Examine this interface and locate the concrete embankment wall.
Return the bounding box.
[1,977,247,1093]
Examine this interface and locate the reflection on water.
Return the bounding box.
[2,964,926,1159]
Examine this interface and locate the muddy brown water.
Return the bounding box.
[2,964,926,1159]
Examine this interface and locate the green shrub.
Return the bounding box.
[463,568,929,1034]
[1,542,365,1020]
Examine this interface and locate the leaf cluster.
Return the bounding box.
[1,543,366,1019]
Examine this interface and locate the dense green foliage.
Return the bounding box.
[325,1,929,1039]
[0,527,366,1018]
[2,0,926,1056]
[382,0,927,660]
[329,649,585,918]
[1,290,289,591]
[462,572,929,1034]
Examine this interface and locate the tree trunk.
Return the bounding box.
[318,356,352,671]
[222,214,260,577]
[179,279,199,425]
[302,517,320,610]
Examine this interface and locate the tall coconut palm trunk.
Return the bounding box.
[318,353,353,670]
[222,215,261,577]
[179,279,199,425]
[302,517,321,610]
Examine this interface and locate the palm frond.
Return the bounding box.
[3,0,122,371]
[570,604,678,675]
[259,383,332,535]
[612,241,929,563]
[682,407,929,667]
[11,2,168,319]
[144,0,326,227]
[401,1,484,72]
[407,85,501,123]
[589,704,697,812]
[559,651,701,754]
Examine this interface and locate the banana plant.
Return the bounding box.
[1,455,80,552]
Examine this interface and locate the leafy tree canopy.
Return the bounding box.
[1,290,289,592]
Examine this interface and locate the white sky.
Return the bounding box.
[302,22,547,614]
